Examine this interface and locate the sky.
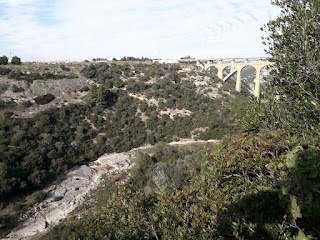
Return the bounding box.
[0,0,279,62]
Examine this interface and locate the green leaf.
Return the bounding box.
[308,169,318,178]
[280,186,288,195]
[289,196,302,219]
[306,193,313,205]
[285,152,298,169]
[285,146,302,169]
[278,162,284,168]
[295,230,312,240]
[292,146,302,154]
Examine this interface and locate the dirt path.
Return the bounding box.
[4,139,219,240]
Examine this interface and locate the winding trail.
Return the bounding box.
[4,139,219,240]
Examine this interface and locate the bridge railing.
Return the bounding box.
[196,57,269,64]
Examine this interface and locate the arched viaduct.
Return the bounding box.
[195,58,271,98]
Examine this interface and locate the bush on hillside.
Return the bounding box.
[0,67,11,75]
[0,56,8,65]
[34,94,55,105]
[11,56,21,65]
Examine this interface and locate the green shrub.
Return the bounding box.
[0,83,8,93]
[80,85,90,92]
[279,145,320,222]
[30,190,47,204]
[7,70,23,80]
[60,64,70,72]
[21,101,33,108]
[11,56,21,65]
[10,84,24,93]
[34,94,55,105]
[0,67,11,75]
[52,196,63,202]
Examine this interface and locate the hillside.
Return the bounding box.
[2,56,318,239]
[0,61,249,238]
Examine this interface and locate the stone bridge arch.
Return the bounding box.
[239,65,257,96]
[200,61,271,98]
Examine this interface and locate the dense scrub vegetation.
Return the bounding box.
[0,60,245,236]
[0,62,242,202]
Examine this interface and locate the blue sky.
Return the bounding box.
[0,0,279,61]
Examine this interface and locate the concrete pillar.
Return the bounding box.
[254,67,262,98]
[217,67,223,80]
[230,60,235,72]
[236,67,242,92]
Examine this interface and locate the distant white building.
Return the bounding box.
[152,59,179,64]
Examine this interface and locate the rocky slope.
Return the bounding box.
[5,152,132,240]
[4,139,219,240]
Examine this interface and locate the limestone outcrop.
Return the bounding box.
[5,153,131,240]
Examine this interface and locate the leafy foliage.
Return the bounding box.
[249,0,320,133]
[0,68,77,81]
[279,145,320,223]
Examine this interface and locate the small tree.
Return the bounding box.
[0,55,8,65]
[11,56,21,65]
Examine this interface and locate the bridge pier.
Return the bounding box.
[254,78,260,98]
[235,66,242,92]
[254,66,263,98]
[218,68,223,79]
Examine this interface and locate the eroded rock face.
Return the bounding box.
[5,153,132,240]
[30,76,89,96]
[0,76,90,104]
[94,153,132,173]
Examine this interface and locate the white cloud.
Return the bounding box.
[0,0,280,61]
